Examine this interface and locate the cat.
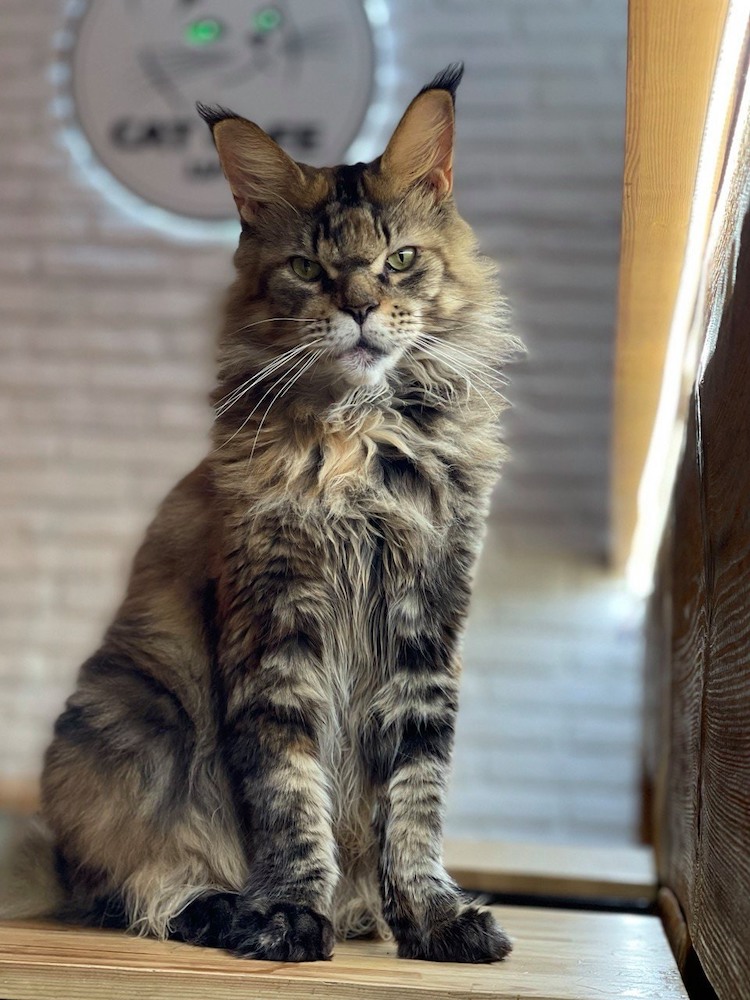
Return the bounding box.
[17,64,520,963]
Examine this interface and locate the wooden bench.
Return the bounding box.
[0,907,686,1000]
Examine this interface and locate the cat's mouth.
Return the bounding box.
[338,339,388,367]
[334,338,392,385]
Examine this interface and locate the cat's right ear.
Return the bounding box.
[197,104,306,223]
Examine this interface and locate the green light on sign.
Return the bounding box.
[185,18,224,46]
[254,7,283,33]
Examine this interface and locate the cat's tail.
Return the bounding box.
[0,814,64,919]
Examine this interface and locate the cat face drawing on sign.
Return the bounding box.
[64,0,377,222]
[125,0,340,105]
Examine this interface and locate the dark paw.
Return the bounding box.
[229,901,334,962]
[397,906,512,964]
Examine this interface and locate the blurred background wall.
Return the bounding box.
[0,0,634,843]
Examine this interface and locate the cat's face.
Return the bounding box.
[130,0,328,102]
[232,174,477,390]
[265,201,422,387]
[206,68,490,397]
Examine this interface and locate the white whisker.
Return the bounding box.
[418,332,510,384]
[404,345,474,415]
[427,344,510,393]
[215,341,320,417]
[216,349,301,415]
[232,316,319,336]
[428,352,507,408]
[217,347,318,450]
[247,349,323,466]
[413,339,503,414]
[415,335,507,390]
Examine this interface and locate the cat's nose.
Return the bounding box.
[342,302,378,327]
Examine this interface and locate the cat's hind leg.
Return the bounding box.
[42,651,248,941]
[43,650,333,961]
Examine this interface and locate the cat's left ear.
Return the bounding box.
[378,63,464,201]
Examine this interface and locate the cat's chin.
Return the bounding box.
[335,347,392,387]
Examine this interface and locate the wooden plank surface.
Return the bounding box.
[0,906,687,1000]
[444,838,656,902]
[611,0,729,568]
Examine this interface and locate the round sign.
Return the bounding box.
[59,0,383,232]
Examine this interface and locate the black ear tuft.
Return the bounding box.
[418,63,465,105]
[196,102,242,132]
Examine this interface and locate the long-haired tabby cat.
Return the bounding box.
[15,65,520,963]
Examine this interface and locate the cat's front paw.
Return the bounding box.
[397,905,512,964]
[229,901,334,962]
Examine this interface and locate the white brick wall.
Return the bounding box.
[1,0,630,841]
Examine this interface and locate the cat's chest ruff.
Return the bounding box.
[239,397,460,545]
[313,403,441,496]
[312,412,453,530]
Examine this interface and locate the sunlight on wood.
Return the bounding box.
[0,906,687,999]
[612,0,729,570]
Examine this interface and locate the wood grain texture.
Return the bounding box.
[641,539,673,844]
[611,0,729,567]
[645,39,750,998]
[657,887,691,973]
[0,907,688,1000]
[444,838,656,902]
[656,395,706,925]
[690,199,750,996]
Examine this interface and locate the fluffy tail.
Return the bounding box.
[0,814,63,919]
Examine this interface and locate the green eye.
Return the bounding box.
[254,7,283,33]
[386,247,417,272]
[290,257,322,281]
[185,18,224,46]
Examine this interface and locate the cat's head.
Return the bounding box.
[202,65,499,398]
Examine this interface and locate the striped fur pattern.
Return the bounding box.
[38,65,519,963]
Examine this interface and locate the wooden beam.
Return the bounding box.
[611,0,729,569]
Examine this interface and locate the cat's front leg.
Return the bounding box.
[217,536,339,961]
[369,569,512,963]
